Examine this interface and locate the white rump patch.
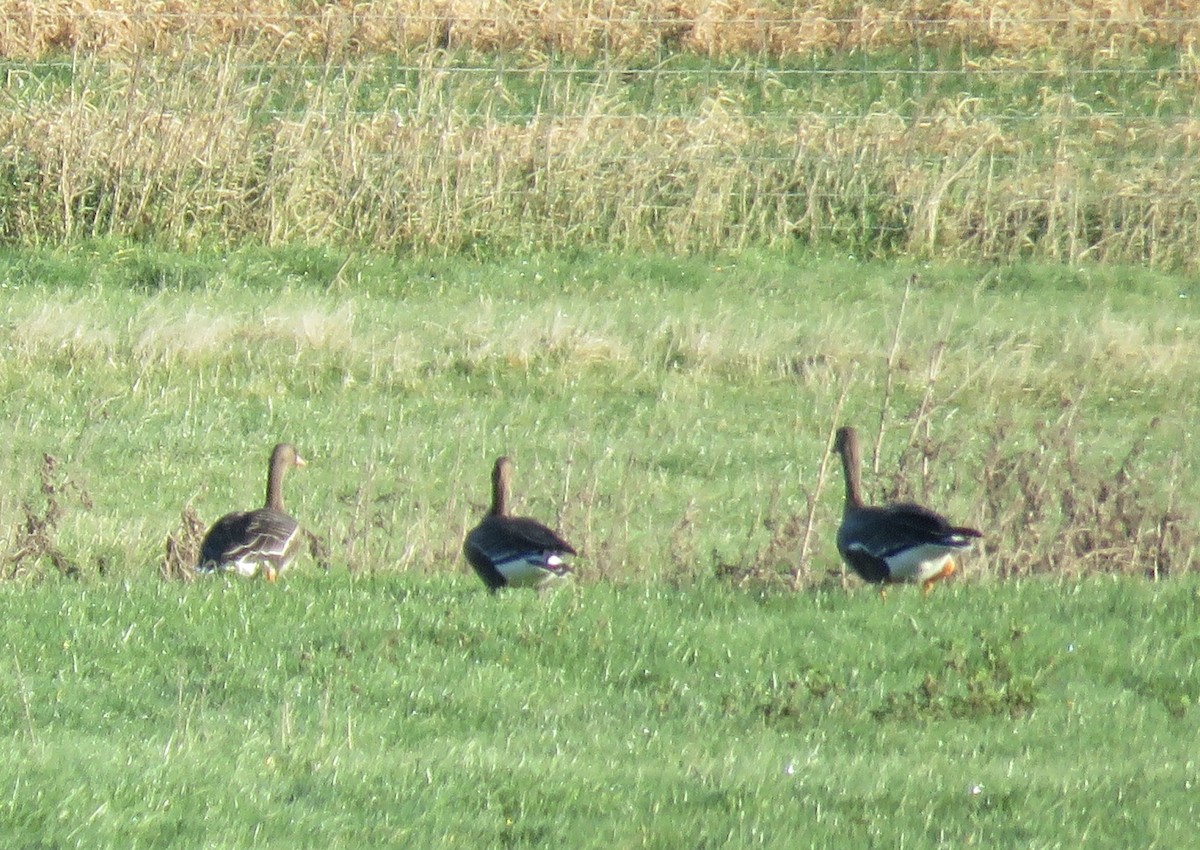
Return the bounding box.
[882,544,957,583]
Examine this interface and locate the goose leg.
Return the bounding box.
[921,560,957,595]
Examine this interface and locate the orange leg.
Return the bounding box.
[921,560,957,595]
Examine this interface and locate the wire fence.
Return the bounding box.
[1,7,1199,265]
[4,6,1200,39]
[5,3,1200,61]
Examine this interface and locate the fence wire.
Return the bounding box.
[0,9,1198,265]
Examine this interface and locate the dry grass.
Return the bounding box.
[1,48,1198,264]
[161,503,204,581]
[0,1,1197,59]
[2,453,91,580]
[0,4,1198,264]
[974,410,1177,578]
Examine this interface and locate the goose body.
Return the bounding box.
[833,426,980,593]
[197,443,306,582]
[464,456,575,591]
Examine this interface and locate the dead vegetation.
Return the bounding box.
[0,1,1196,59]
[0,5,1197,265]
[3,454,92,580]
[1,53,1196,265]
[161,504,205,582]
[720,273,1198,589]
[976,410,1194,580]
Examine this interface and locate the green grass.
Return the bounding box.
[0,244,1196,845]
[0,243,1196,582]
[1,572,1198,847]
[1,19,1197,844]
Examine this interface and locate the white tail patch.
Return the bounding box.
[883,544,959,583]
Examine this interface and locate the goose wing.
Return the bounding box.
[464,513,576,588]
[840,503,979,560]
[465,515,575,561]
[198,508,302,574]
[496,515,576,555]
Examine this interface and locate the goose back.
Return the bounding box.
[833,426,980,588]
[463,456,576,591]
[196,442,306,581]
[198,508,303,579]
[836,502,981,584]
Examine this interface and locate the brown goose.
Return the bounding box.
[833,426,981,593]
[197,443,307,582]
[463,456,576,592]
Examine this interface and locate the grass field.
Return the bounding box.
[1,572,1198,848]
[0,245,1191,848]
[1,2,1199,845]
[0,244,1195,585]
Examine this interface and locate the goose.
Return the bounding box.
[832,426,980,593]
[197,442,307,582]
[463,456,576,592]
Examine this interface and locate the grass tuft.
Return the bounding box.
[162,504,204,582]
